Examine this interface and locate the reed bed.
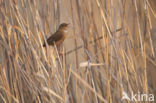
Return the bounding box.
[0,0,156,103]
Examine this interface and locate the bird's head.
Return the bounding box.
[58,23,70,32]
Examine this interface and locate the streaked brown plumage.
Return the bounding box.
[43,23,70,47]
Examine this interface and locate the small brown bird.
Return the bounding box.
[43,23,70,47]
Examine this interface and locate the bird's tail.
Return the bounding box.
[43,42,46,47]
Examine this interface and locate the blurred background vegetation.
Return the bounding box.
[0,0,156,103]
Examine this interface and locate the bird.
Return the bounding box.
[43,23,70,47]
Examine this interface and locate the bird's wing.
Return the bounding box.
[47,31,64,43]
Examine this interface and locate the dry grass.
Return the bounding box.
[0,0,156,103]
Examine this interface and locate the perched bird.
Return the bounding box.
[43,23,70,47]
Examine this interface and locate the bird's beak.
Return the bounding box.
[67,23,70,26]
[65,23,70,29]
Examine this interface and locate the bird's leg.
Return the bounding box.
[56,45,64,55]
